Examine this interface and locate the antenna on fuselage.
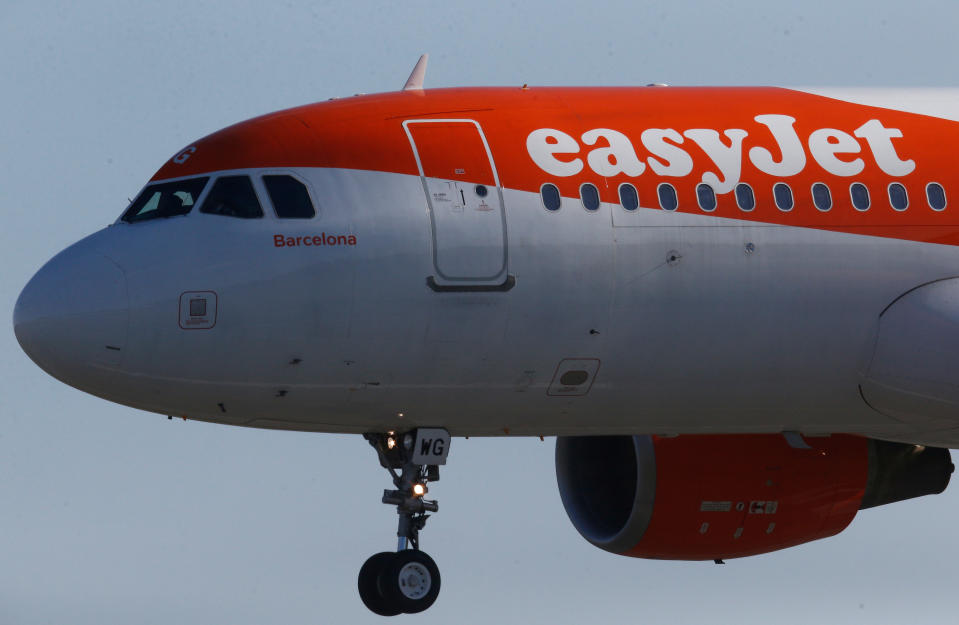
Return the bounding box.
[403,54,429,91]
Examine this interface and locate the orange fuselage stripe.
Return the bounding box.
[152,86,959,245]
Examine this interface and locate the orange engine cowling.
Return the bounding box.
[555,434,952,560]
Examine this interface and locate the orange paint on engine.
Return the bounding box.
[627,434,868,560]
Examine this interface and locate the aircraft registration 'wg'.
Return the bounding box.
[14,55,959,615]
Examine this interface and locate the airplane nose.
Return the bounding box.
[14,251,129,387]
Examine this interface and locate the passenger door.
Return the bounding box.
[404,119,509,289]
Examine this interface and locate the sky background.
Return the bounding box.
[2,1,959,623]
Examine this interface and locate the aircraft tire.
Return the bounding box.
[358,552,402,616]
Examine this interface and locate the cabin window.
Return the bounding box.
[619,183,639,211]
[121,177,209,223]
[812,183,832,211]
[735,183,755,211]
[541,183,561,211]
[773,183,793,211]
[851,183,870,211]
[580,183,600,211]
[200,175,264,219]
[888,183,908,211]
[658,183,678,211]
[696,184,717,212]
[263,175,315,219]
[927,183,947,211]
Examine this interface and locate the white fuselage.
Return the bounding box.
[15,87,959,446]
[16,166,959,444]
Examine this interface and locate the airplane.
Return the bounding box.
[12,54,959,615]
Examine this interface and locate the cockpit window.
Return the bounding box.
[121,177,208,223]
[263,175,316,218]
[200,175,264,219]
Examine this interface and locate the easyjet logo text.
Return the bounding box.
[274,233,357,247]
[526,115,915,193]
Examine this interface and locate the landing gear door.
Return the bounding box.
[404,120,509,288]
[411,428,451,465]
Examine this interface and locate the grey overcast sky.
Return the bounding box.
[3,1,959,623]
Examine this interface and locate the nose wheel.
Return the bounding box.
[358,549,441,615]
[359,429,450,615]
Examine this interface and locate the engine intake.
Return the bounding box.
[556,434,952,561]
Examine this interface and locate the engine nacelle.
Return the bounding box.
[556,434,952,560]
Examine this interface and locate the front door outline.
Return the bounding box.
[403,119,510,286]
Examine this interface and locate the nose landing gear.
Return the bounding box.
[358,429,450,615]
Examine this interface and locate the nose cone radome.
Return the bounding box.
[14,251,129,390]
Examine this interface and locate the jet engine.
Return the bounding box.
[555,434,952,560]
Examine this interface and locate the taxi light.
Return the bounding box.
[387,437,396,450]
[412,483,426,497]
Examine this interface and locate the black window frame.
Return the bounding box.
[888,183,909,211]
[850,182,870,211]
[618,183,639,211]
[541,183,562,211]
[773,183,794,212]
[580,183,601,212]
[121,176,210,224]
[812,182,832,212]
[262,173,317,219]
[696,183,717,212]
[658,183,678,211]
[735,183,755,212]
[927,182,947,211]
[199,174,265,219]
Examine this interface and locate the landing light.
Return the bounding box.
[387,437,397,450]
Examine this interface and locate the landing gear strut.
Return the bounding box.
[358,428,450,616]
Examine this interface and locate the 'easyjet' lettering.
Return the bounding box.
[526,115,915,193]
